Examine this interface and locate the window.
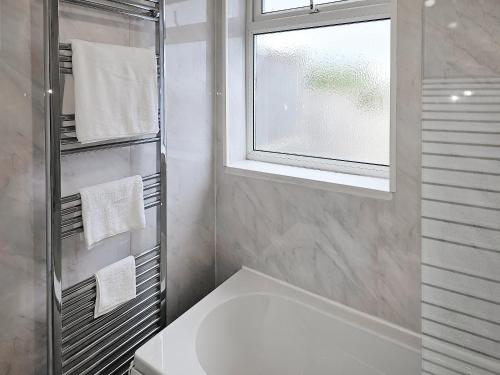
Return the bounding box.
[262,0,347,13]
[247,0,393,179]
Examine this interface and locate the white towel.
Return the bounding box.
[71,39,159,144]
[80,176,146,249]
[94,256,136,318]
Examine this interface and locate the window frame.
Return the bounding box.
[245,0,396,181]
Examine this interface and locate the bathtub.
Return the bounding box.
[131,267,420,375]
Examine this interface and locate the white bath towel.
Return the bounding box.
[80,176,146,249]
[94,256,137,318]
[71,39,159,144]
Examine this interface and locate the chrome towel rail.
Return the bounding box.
[46,0,167,373]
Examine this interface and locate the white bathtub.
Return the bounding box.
[131,267,420,375]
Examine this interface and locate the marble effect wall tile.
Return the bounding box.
[165,0,216,322]
[424,0,500,77]
[216,0,422,332]
[0,0,46,374]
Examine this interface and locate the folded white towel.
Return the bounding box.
[94,256,136,318]
[71,39,159,144]
[80,176,146,249]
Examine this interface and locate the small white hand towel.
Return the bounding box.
[94,256,136,318]
[71,39,159,144]
[80,176,146,249]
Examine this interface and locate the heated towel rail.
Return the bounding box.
[45,1,167,374]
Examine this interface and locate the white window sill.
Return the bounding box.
[225,160,393,200]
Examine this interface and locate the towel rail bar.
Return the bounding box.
[61,135,160,156]
[60,205,82,216]
[106,0,158,12]
[61,216,83,228]
[60,126,75,134]
[61,0,159,21]
[60,225,83,239]
[60,113,75,121]
[61,173,160,205]
[143,182,160,191]
[143,191,161,201]
[59,43,72,51]
[59,55,72,62]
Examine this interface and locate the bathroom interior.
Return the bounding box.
[1,0,499,374]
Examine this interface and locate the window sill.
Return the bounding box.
[225,160,393,200]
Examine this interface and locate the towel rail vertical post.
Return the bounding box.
[157,0,167,329]
[45,0,63,374]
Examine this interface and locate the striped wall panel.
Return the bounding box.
[422,79,500,375]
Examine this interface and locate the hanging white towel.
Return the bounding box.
[94,256,137,318]
[80,175,146,249]
[71,39,159,144]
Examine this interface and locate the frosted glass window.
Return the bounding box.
[262,0,346,13]
[253,19,391,166]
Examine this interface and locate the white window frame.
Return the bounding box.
[245,0,396,181]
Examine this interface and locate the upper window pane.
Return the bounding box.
[253,19,391,166]
[262,0,346,13]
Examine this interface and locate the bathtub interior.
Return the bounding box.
[195,293,416,375]
[133,268,420,375]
